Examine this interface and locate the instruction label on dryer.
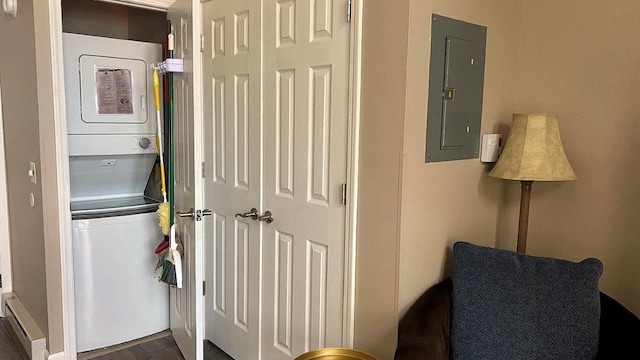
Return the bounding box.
[96,68,134,115]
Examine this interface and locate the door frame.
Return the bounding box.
[46,0,363,357]
[46,0,221,357]
[343,0,364,347]
[42,0,77,358]
[0,76,13,308]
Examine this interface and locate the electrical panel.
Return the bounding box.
[426,14,487,162]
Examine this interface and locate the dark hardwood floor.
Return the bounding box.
[0,317,233,360]
[88,336,234,360]
[0,318,28,360]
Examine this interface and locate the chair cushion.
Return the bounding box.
[451,242,603,360]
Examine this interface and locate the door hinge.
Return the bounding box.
[347,0,352,22]
[203,281,206,296]
[341,183,347,205]
[201,162,206,178]
[200,34,205,53]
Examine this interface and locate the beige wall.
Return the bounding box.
[354,1,526,357]
[353,1,409,359]
[398,0,524,315]
[513,0,640,316]
[0,0,50,341]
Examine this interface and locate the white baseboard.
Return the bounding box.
[47,352,65,360]
[3,293,47,360]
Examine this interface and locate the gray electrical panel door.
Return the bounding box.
[426,14,486,162]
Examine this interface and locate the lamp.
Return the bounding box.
[489,113,576,253]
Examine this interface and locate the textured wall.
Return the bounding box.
[353,0,409,358]
[354,1,526,357]
[398,0,524,317]
[513,0,640,316]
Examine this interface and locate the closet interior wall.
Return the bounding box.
[61,0,167,46]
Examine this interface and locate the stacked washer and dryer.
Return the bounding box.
[63,33,169,352]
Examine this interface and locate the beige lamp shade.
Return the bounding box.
[489,113,577,181]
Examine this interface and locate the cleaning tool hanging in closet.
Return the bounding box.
[167,24,176,234]
[160,224,182,287]
[153,66,170,236]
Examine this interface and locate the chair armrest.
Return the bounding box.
[597,292,640,359]
[395,278,452,360]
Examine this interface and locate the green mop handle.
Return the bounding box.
[168,26,175,227]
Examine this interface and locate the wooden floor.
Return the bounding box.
[0,317,233,360]
[0,318,28,360]
[87,336,234,360]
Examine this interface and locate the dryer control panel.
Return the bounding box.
[68,134,158,156]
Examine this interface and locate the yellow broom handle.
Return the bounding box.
[153,68,167,200]
[153,69,162,111]
[158,136,167,197]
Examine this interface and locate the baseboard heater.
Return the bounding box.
[2,293,47,360]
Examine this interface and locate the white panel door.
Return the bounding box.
[203,1,351,359]
[261,0,351,358]
[169,0,204,359]
[203,0,261,359]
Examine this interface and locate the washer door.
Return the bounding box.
[73,212,169,352]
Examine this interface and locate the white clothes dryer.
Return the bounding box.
[63,33,161,136]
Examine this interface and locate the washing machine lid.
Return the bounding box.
[71,196,160,219]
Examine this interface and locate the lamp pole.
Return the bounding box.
[517,180,533,254]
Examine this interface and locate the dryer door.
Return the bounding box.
[80,55,148,124]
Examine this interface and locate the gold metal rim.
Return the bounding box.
[294,347,378,360]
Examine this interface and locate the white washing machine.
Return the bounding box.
[72,209,168,352]
[64,33,169,352]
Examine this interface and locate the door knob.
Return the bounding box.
[235,208,258,220]
[177,208,213,221]
[197,209,212,221]
[258,210,273,224]
[177,208,195,218]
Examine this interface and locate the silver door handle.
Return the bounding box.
[198,209,212,221]
[201,209,212,217]
[177,208,195,218]
[177,208,213,221]
[258,210,273,224]
[235,208,258,220]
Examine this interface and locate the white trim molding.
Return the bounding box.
[343,0,364,348]
[0,76,13,307]
[47,352,66,360]
[45,0,77,358]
